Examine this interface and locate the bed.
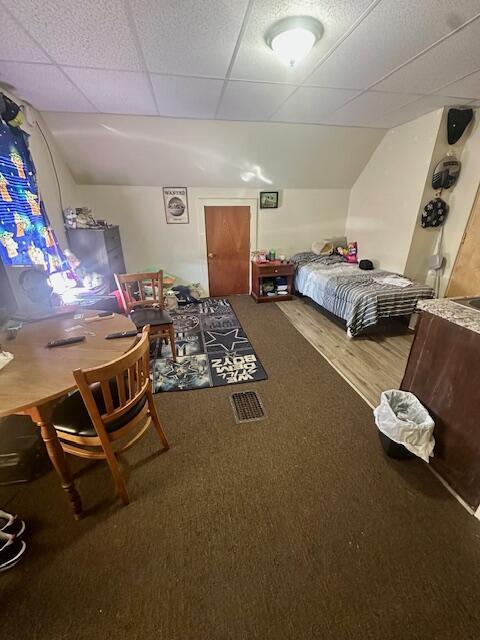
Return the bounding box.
[291,252,435,337]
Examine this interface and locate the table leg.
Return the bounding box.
[27,406,84,520]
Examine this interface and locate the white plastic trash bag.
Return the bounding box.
[373,390,435,463]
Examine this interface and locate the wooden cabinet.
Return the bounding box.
[251,261,294,303]
[66,226,126,290]
[401,310,480,509]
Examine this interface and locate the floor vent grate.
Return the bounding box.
[230,390,266,423]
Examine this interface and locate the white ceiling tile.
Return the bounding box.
[434,68,480,100]
[373,17,480,94]
[231,0,374,83]
[129,0,249,76]
[7,0,141,70]
[151,75,224,119]
[0,62,95,111]
[272,86,361,123]
[217,81,297,121]
[325,91,421,126]
[0,10,49,63]
[372,96,474,129]
[63,68,157,115]
[308,0,480,90]
[1,0,477,126]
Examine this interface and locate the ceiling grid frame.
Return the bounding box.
[0,0,100,112]
[0,0,478,128]
[214,0,258,118]
[122,0,160,115]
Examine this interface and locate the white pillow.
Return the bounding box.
[312,241,333,256]
[312,237,347,255]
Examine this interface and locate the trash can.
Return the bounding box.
[377,430,415,460]
[373,390,435,462]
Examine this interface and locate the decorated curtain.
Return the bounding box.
[0,120,67,274]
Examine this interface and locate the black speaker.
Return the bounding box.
[0,263,53,321]
[0,261,17,326]
[447,108,474,145]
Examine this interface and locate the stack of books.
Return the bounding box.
[276,276,288,296]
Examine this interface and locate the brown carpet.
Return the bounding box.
[1,296,480,640]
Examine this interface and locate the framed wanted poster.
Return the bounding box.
[163,187,189,224]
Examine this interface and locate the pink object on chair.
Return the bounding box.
[111,289,127,313]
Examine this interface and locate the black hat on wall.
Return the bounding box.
[447,108,474,145]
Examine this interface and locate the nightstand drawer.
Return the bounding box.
[256,264,293,276]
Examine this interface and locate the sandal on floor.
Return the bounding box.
[0,510,26,539]
[0,529,15,547]
[0,538,27,572]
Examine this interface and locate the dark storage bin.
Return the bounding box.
[0,415,49,485]
[378,430,416,460]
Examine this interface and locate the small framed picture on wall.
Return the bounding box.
[163,187,189,224]
[259,191,279,209]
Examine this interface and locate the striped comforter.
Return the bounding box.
[292,253,435,337]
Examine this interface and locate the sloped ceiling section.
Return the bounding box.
[42,112,385,188]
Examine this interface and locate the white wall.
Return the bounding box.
[346,105,480,293]
[403,108,477,293]
[257,189,348,255]
[20,101,480,300]
[2,105,366,292]
[77,184,349,293]
[37,112,384,285]
[10,93,479,300]
[383,108,480,296]
[346,110,442,273]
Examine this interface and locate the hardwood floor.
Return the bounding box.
[277,297,413,408]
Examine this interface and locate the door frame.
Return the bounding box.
[197,198,258,296]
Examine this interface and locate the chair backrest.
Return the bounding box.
[72,326,150,432]
[115,271,164,313]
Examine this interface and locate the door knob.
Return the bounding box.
[208,253,215,259]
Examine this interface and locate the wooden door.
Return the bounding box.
[205,206,250,296]
[446,184,480,297]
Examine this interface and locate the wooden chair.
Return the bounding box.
[115,270,177,361]
[51,326,169,505]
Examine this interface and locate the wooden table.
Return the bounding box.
[0,312,137,519]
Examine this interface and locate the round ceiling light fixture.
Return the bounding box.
[265,16,323,67]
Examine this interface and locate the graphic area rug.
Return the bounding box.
[151,298,268,392]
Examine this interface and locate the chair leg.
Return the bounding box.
[146,389,169,451]
[101,440,130,505]
[168,323,177,362]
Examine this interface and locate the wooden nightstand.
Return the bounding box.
[251,261,294,303]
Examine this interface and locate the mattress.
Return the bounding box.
[292,252,435,337]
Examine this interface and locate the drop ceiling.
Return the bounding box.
[0,0,479,129]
